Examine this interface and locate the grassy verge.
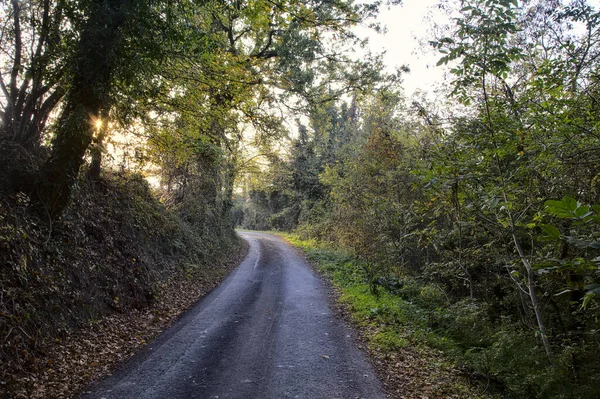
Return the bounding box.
[279,233,496,399]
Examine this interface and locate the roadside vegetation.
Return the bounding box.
[2,0,599,397]
[236,0,600,397]
[283,233,496,398]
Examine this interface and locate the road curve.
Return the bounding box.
[83,232,386,399]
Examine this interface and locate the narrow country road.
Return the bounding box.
[83,232,386,399]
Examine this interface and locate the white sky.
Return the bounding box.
[355,0,451,99]
[359,0,600,99]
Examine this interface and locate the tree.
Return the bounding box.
[35,0,203,216]
[0,0,77,189]
[431,0,600,368]
[142,0,393,224]
[36,0,132,216]
[0,0,74,148]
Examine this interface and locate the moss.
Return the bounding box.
[371,330,409,352]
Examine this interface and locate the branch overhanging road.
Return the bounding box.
[83,232,386,399]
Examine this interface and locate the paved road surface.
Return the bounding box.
[83,232,386,399]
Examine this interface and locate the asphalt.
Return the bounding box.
[82,231,386,399]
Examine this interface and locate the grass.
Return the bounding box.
[282,233,457,350]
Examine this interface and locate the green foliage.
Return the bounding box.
[285,233,600,398]
[536,196,600,310]
[282,234,490,395]
[431,0,522,102]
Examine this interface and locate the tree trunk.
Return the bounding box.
[222,159,236,219]
[87,109,110,181]
[504,192,554,364]
[36,0,125,217]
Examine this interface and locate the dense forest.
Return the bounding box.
[236,0,600,397]
[0,0,392,396]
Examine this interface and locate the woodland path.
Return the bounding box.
[82,231,386,399]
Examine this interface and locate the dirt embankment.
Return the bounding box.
[0,172,244,398]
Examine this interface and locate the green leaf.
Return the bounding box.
[584,283,600,292]
[539,224,560,238]
[574,205,591,218]
[545,197,581,219]
[566,236,600,250]
[582,286,600,309]
[583,293,593,309]
[533,261,559,270]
